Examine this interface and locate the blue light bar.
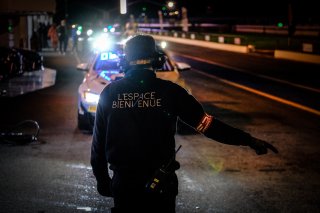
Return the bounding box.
[100,52,119,60]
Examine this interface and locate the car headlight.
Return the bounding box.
[92,33,113,52]
[87,29,93,37]
[83,91,100,104]
[160,41,167,49]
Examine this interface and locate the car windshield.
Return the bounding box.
[92,49,175,72]
[93,52,120,71]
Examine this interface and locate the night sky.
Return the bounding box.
[55,0,319,25]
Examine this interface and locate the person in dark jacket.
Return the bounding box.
[91,34,278,213]
[57,19,68,55]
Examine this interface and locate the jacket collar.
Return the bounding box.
[125,68,156,79]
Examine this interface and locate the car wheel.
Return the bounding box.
[77,112,93,133]
[176,118,197,135]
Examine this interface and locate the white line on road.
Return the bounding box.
[172,51,320,94]
[191,68,320,116]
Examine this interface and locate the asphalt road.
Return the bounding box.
[166,42,320,114]
[0,48,319,213]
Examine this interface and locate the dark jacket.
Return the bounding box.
[91,68,251,181]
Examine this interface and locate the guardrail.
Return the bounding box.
[139,29,320,64]
[152,34,249,53]
[137,22,320,37]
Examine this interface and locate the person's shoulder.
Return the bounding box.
[156,77,184,89]
[155,78,189,95]
[101,78,125,93]
[155,77,175,86]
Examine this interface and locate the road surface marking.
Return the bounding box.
[192,68,320,116]
[172,51,320,94]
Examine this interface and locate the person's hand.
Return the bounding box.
[249,137,278,155]
[97,180,112,197]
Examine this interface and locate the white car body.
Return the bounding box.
[77,47,191,131]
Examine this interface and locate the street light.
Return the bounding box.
[120,0,127,14]
[167,1,179,17]
[167,1,175,9]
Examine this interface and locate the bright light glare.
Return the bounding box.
[92,34,113,52]
[168,1,174,8]
[120,0,127,14]
[160,41,167,49]
[84,91,99,103]
[87,29,93,37]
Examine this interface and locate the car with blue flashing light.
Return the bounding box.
[76,40,191,132]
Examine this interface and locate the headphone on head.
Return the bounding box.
[119,51,167,72]
[120,34,167,72]
[151,51,167,69]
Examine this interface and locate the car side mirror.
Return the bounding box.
[77,63,89,71]
[176,62,191,71]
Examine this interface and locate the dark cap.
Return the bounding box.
[124,34,156,63]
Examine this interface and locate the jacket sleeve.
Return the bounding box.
[175,85,252,146]
[90,89,110,183]
[202,116,252,146]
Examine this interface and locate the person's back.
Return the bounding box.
[57,20,68,54]
[57,23,66,39]
[98,68,185,170]
[96,68,182,212]
[71,27,78,52]
[91,34,278,213]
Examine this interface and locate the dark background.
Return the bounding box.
[54,0,320,25]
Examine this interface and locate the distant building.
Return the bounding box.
[0,0,55,49]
